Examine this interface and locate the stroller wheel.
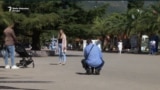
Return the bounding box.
[24,64,27,68]
[20,60,27,67]
[16,63,20,67]
[32,62,35,68]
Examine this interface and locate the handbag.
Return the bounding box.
[1,47,6,57]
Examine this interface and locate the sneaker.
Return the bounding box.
[86,68,91,75]
[5,65,10,69]
[95,69,100,75]
[11,65,19,69]
[58,61,62,65]
[91,67,95,74]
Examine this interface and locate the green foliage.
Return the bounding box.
[127,0,144,10]
[106,13,128,35]
[92,0,160,38]
[92,16,107,36]
[1,0,160,50]
[92,13,128,37]
[87,3,109,23]
[151,1,160,14]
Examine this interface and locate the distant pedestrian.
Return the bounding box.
[49,40,56,51]
[149,34,157,55]
[118,40,123,54]
[149,40,156,55]
[3,23,19,69]
[81,39,104,75]
[153,35,159,53]
[57,29,67,65]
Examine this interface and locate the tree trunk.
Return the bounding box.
[137,32,142,53]
[31,30,41,50]
[101,35,106,52]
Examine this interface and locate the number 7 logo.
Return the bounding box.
[8,6,12,12]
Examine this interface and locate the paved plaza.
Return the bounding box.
[0,51,160,90]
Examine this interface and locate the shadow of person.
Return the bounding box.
[76,72,88,75]
[50,63,59,65]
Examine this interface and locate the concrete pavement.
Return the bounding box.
[0,51,160,90]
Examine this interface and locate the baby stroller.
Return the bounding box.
[15,43,35,68]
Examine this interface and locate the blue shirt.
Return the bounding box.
[84,43,103,67]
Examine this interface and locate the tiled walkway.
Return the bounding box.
[0,51,160,90]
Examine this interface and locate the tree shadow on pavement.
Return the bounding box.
[50,63,59,65]
[0,76,33,80]
[0,85,43,90]
[0,81,53,83]
[0,77,11,79]
[0,66,5,68]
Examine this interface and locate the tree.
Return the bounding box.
[1,0,60,50]
[56,1,106,40]
[126,0,145,53]
[91,12,129,51]
[127,0,144,10]
[151,1,160,34]
[91,16,108,50]
[21,13,59,50]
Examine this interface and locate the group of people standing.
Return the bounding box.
[55,30,105,75]
[2,24,104,75]
[2,23,68,69]
[3,23,160,75]
[103,34,159,54]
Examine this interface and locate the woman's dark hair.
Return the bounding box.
[87,39,92,44]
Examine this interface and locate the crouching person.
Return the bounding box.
[81,39,104,75]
